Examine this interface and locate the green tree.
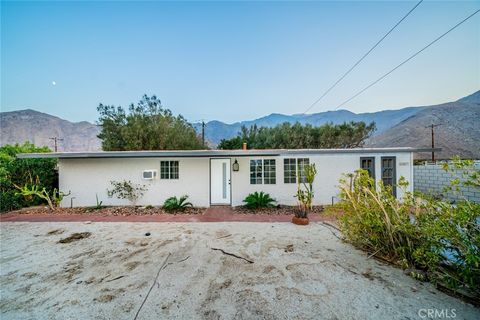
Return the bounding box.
[218,121,376,149]
[0,142,57,212]
[97,95,204,150]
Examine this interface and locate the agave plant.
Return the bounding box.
[243,191,276,209]
[163,195,193,212]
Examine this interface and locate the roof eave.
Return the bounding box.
[16,147,441,159]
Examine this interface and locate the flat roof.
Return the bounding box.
[17,147,440,159]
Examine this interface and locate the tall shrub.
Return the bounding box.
[0,143,57,212]
[332,167,479,297]
[334,170,422,265]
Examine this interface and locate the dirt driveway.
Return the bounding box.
[1,222,478,320]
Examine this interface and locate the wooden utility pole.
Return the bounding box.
[201,121,206,148]
[49,137,64,152]
[425,124,442,162]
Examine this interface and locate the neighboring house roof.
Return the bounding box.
[17,147,440,159]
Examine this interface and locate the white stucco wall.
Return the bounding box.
[59,157,210,207]
[230,152,413,206]
[59,151,413,208]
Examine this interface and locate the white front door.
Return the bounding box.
[210,159,231,205]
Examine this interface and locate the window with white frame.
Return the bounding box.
[263,159,276,184]
[160,161,179,179]
[284,158,310,183]
[250,160,263,184]
[283,158,297,183]
[297,158,310,183]
[250,159,276,184]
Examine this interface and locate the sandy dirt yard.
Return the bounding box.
[1,222,478,320]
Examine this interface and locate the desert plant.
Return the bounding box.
[294,163,317,218]
[96,193,103,207]
[243,191,276,209]
[87,193,105,211]
[107,180,147,206]
[163,195,193,212]
[330,167,480,298]
[15,178,70,211]
[332,170,421,264]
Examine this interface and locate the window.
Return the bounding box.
[250,160,263,184]
[160,161,179,179]
[381,157,396,196]
[250,159,276,184]
[360,157,375,179]
[297,158,310,183]
[284,158,310,183]
[284,158,297,183]
[264,159,276,184]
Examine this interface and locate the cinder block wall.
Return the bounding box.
[413,161,480,203]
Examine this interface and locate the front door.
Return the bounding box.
[210,159,231,205]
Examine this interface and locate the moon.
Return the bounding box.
[52,81,56,86]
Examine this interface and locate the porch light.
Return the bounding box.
[232,159,240,171]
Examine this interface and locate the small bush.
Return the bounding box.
[243,191,276,209]
[107,180,147,206]
[163,195,193,212]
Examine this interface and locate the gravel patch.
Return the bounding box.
[233,205,325,215]
[5,206,205,216]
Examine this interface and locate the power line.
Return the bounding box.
[303,0,424,114]
[333,9,480,111]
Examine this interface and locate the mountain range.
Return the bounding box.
[193,107,424,145]
[1,90,479,159]
[369,91,480,159]
[0,110,101,151]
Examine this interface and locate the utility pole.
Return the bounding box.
[49,137,64,152]
[201,121,206,148]
[425,124,442,162]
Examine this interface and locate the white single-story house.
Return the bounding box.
[18,148,435,208]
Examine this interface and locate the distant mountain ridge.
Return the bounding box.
[193,107,424,145]
[1,90,479,159]
[0,109,101,151]
[369,91,480,159]
[457,90,480,103]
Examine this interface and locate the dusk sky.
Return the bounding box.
[1,1,479,124]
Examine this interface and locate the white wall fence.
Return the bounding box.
[413,161,480,203]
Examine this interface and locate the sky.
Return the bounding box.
[1,0,479,124]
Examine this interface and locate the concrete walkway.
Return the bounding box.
[0,206,330,223]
